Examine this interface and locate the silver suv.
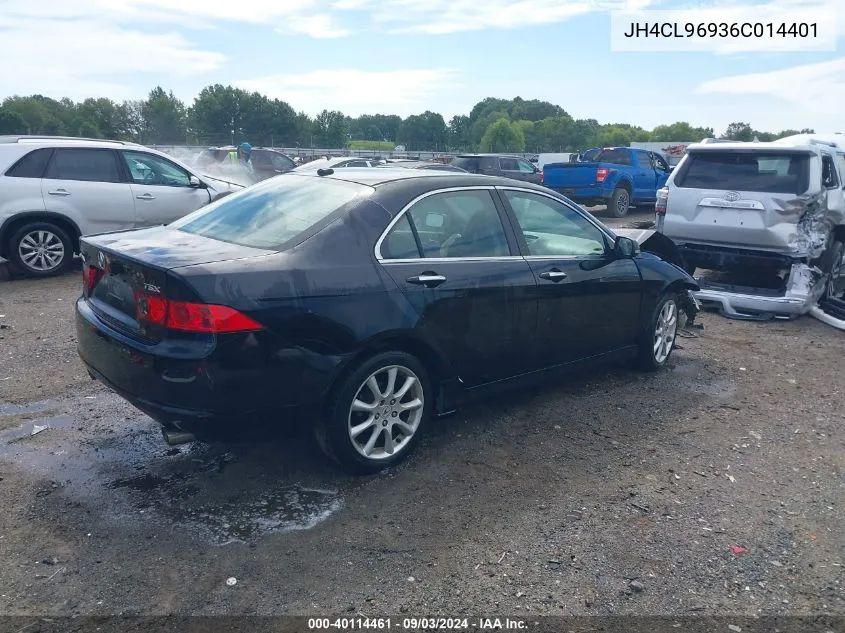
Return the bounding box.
[0,136,242,277]
[656,139,845,318]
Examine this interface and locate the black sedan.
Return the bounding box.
[75,169,698,473]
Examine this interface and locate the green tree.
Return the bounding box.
[398,111,447,151]
[650,121,714,142]
[313,110,348,147]
[141,87,186,144]
[480,119,525,152]
[722,122,754,141]
[447,115,471,151]
[0,108,27,134]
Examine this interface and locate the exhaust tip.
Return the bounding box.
[162,427,196,446]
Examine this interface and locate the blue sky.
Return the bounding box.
[1,0,843,135]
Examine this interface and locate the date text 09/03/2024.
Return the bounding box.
[623,22,818,38]
[307,617,528,630]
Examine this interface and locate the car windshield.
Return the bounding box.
[170,175,373,250]
[676,151,811,195]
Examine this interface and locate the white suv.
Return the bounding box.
[0,136,243,277]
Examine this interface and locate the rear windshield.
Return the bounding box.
[676,151,811,195]
[170,175,373,250]
[595,149,632,166]
[451,157,479,171]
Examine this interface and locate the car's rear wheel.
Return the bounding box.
[317,351,431,474]
[608,188,630,217]
[8,222,73,278]
[637,293,680,371]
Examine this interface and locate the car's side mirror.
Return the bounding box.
[189,175,203,187]
[614,235,639,258]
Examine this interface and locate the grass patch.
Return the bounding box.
[347,140,395,151]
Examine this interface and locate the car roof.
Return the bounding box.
[455,153,524,158]
[0,135,142,149]
[686,141,819,153]
[287,167,543,188]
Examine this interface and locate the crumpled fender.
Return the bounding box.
[613,228,685,268]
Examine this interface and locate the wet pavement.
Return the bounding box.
[0,392,349,549]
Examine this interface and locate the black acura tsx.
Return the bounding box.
[76,168,698,473]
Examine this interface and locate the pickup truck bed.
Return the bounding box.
[542,147,672,217]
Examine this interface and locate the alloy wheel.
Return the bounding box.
[18,230,65,272]
[653,299,678,364]
[347,365,424,461]
[617,191,629,215]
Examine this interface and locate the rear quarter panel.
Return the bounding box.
[172,199,442,405]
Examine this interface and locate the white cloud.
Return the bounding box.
[695,57,845,125]
[368,0,657,34]
[277,14,351,38]
[236,69,459,116]
[0,15,224,101]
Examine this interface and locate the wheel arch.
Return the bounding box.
[0,212,82,258]
[323,330,457,416]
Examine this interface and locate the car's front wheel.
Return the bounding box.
[637,293,680,371]
[317,351,431,474]
[8,222,73,278]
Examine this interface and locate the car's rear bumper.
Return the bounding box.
[75,297,331,437]
[694,263,824,320]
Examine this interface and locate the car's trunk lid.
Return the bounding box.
[80,226,272,342]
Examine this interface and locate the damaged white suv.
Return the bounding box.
[655,137,845,319]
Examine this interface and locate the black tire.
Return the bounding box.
[316,351,432,474]
[608,188,631,218]
[820,240,844,301]
[636,293,681,371]
[8,221,73,278]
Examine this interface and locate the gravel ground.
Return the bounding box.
[0,207,843,620]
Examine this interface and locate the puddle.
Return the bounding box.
[0,400,51,416]
[175,485,343,545]
[0,400,346,545]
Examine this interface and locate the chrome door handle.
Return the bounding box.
[406,273,446,287]
[538,269,568,282]
[136,194,156,200]
[48,189,70,196]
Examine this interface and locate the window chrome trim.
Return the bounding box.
[495,185,617,244]
[381,256,523,265]
[374,185,500,262]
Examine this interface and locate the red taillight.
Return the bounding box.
[133,290,262,333]
[83,265,104,296]
[596,167,608,183]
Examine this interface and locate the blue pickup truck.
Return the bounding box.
[542,147,672,217]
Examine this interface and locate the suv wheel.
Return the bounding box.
[608,188,630,217]
[316,351,431,474]
[9,222,73,278]
[822,240,845,301]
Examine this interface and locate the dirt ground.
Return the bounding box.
[0,208,843,621]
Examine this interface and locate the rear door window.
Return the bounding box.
[499,157,519,171]
[596,149,632,166]
[636,152,653,169]
[171,175,373,250]
[676,151,810,195]
[44,148,122,183]
[5,148,53,178]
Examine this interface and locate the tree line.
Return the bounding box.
[0,87,814,153]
